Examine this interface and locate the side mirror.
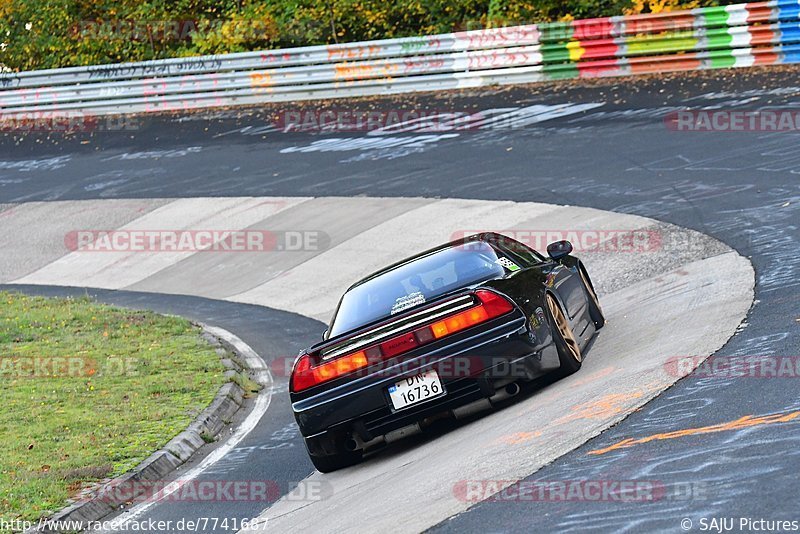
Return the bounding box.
[322,329,328,340]
[547,240,573,261]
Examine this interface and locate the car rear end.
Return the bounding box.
[290,287,555,462]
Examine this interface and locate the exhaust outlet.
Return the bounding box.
[452,383,521,420]
[490,382,521,404]
[452,398,492,420]
[384,423,422,444]
[346,434,385,451]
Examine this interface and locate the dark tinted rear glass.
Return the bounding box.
[492,234,547,266]
[329,242,505,336]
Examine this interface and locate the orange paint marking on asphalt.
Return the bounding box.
[514,366,618,416]
[568,366,617,388]
[496,431,542,445]
[555,391,644,425]
[554,380,664,425]
[589,410,800,455]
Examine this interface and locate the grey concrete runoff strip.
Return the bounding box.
[0,199,172,283]
[30,323,269,533]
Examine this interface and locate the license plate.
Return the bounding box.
[387,369,444,410]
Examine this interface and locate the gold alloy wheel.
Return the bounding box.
[579,267,602,313]
[547,294,581,363]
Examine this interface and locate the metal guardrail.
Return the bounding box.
[1,0,799,116]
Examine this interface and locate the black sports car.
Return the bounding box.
[290,232,604,472]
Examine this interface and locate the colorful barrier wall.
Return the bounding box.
[1,0,798,116]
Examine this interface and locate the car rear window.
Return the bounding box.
[329,241,506,337]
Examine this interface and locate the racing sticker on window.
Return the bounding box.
[391,292,426,315]
[495,257,521,272]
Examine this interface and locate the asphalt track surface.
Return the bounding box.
[1,66,798,532]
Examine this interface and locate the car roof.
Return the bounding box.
[346,232,504,291]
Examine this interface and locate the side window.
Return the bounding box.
[492,235,546,267]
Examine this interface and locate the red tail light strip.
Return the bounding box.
[291,290,514,392]
[320,295,474,361]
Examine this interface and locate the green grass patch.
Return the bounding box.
[0,291,226,525]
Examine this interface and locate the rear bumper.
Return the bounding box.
[292,314,561,455]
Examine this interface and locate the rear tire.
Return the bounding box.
[579,265,605,329]
[305,439,362,473]
[546,293,582,377]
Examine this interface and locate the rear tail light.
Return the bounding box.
[290,289,514,392]
[477,289,515,317]
[291,350,368,392]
